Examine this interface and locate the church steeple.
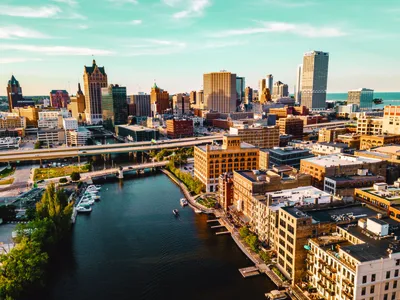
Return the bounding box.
[77,82,83,95]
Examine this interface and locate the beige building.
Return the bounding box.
[347,88,374,109]
[194,135,259,192]
[0,112,26,129]
[271,81,289,99]
[259,149,270,170]
[277,116,304,140]
[355,145,400,165]
[83,60,108,124]
[13,106,39,127]
[229,124,280,149]
[203,72,236,113]
[360,134,400,150]
[383,105,400,135]
[357,116,383,135]
[300,154,386,188]
[318,128,348,143]
[307,218,400,300]
[68,83,86,123]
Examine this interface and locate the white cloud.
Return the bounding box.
[52,0,78,7]
[129,20,142,25]
[107,0,138,4]
[162,0,182,6]
[0,44,113,56]
[0,26,50,39]
[0,57,43,64]
[0,5,61,18]
[78,25,89,30]
[173,0,210,19]
[210,22,347,38]
[125,38,186,56]
[202,41,246,49]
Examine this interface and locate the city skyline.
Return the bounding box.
[0,0,400,95]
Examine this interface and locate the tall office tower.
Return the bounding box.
[129,94,151,117]
[49,90,69,108]
[101,84,128,128]
[83,60,108,124]
[266,74,273,91]
[203,71,236,113]
[348,88,374,110]
[301,51,329,110]
[68,83,86,122]
[295,65,302,103]
[244,87,253,105]
[236,76,245,107]
[150,82,169,117]
[272,81,289,99]
[6,75,34,111]
[172,93,190,115]
[259,78,266,93]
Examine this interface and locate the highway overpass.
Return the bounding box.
[0,136,223,163]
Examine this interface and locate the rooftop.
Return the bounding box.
[196,141,256,152]
[302,154,382,167]
[269,147,312,155]
[373,145,400,155]
[317,142,349,149]
[116,125,158,132]
[265,186,331,206]
[325,174,385,183]
[307,205,378,223]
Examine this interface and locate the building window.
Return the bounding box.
[371,274,376,282]
[361,287,366,296]
[362,275,367,284]
[383,294,387,300]
[395,269,399,277]
[394,281,398,289]
[396,259,400,266]
[392,292,396,300]
[387,271,391,279]
[385,282,389,290]
[370,285,374,293]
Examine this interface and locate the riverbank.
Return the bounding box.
[161,169,290,295]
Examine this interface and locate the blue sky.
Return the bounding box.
[0,0,399,95]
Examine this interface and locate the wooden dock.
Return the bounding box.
[239,266,260,278]
[215,231,230,235]
[211,225,225,229]
[207,219,220,223]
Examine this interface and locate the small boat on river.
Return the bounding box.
[180,198,188,207]
[172,209,179,216]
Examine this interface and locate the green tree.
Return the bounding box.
[239,226,250,239]
[245,234,259,253]
[70,171,81,182]
[34,141,42,149]
[0,238,48,299]
[59,177,68,184]
[0,205,16,222]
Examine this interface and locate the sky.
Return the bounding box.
[0,0,399,96]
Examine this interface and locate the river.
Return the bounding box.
[40,173,275,300]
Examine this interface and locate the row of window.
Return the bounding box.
[362,269,400,284]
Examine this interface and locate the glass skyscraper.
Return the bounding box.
[101,84,128,129]
[236,76,245,107]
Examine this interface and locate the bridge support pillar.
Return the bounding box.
[117,170,124,179]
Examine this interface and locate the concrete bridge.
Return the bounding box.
[0,135,223,163]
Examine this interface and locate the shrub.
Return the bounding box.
[59,177,68,184]
[70,172,81,182]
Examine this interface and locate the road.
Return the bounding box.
[0,165,36,197]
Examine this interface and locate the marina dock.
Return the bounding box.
[207,219,220,223]
[239,266,260,278]
[215,231,230,235]
[211,225,225,229]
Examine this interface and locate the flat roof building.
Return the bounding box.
[268,146,314,169]
[115,124,159,142]
[229,124,280,149]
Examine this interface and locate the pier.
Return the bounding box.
[211,225,225,229]
[206,219,220,223]
[215,231,230,235]
[239,266,261,278]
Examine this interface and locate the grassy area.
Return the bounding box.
[0,166,15,179]
[33,164,91,181]
[197,196,217,208]
[0,178,14,185]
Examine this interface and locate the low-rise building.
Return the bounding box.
[277,116,304,140]
[166,119,194,138]
[336,133,361,149]
[318,128,348,143]
[194,135,259,192]
[360,134,400,150]
[229,124,280,148]
[357,116,383,135]
[355,146,400,165]
[13,106,39,128]
[37,128,65,146]
[383,105,400,135]
[312,142,351,156]
[300,154,386,188]
[115,124,159,142]
[66,126,92,146]
[259,149,270,170]
[268,146,314,168]
[306,218,400,300]
[62,118,78,130]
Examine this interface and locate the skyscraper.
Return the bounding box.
[203,71,236,113]
[150,82,169,117]
[83,60,108,124]
[101,84,128,128]
[259,78,266,93]
[348,88,374,110]
[301,51,329,110]
[6,75,34,111]
[295,65,302,103]
[266,74,273,92]
[130,93,151,117]
[272,81,289,99]
[244,87,253,105]
[236,76,245,107]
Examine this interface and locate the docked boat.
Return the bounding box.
[194,209,202,214]
[76,205,92,213]
[87,184,101,191]
[84,192,100,200]
[265,290,288,300]
[180,198,188,207]
[373,98,383,104]
[80,197,95,205]
[172,209,179,216]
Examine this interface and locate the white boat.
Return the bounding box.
[172,209,179,216]
[265,290,288,300]
[180,198,188,207]
[76,205,92,213]
[80,198,95,205]
[87,185,101,191]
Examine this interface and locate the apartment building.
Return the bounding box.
[194,135,259,192]
[300,154,386,188]
[355,146,400,165]
[166,119,194,138]
[229,124,280,148]
[357,117,383,135]
[307,217,400,300]
[312,142,351,156]
[277,116,304,140]
[318,128,348,143]
[259,149,270,170]
[66,127,92,146]
[383,106,400,135]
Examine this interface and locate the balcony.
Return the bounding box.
[342,289,353,299]
[342,277,354,287]
[326,264,337,273]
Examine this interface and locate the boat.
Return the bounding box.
[80,197,95,205]
[172,209,179,216]
[87,184,101,191]
[373,98,383,104]
[265,290,288,300]
[194,209,202,214]
[180,198,188,207]
[76,205,92,213]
